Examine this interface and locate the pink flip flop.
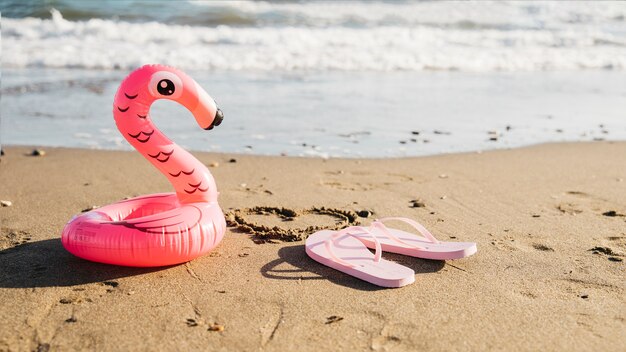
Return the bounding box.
[305,226,415,288]
[349,217,477,260]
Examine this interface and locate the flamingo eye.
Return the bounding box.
[148,71,183,99]
[157,79,175,96]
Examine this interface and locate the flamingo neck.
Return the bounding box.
[113,94,218,205]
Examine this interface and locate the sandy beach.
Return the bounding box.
[0,142,624,351]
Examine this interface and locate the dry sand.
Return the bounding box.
[0,143,624,351]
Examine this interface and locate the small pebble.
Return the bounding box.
[59,298,73,304]
[31,149,46,156]
[439,174,448,179]
[208,323,224,332]
[410,199,426,208]
[505,125,512,131]
[65,317,77,323]
[127,291,136,295]
[209,162,219,168]
[532,214,541,218]
[240,183,247,188]
[399,140,406,144]
[186,319,198,327]
[0,149,4,156]
[411,131,420,135]
[602,210,619,217]
[228,158,237,163]
[555,129,563,133]
[580,294,589,299]
[440,195,447,200]
[325,316,344,324]
[608,257,623,262]
[81,205,98,213]
[488,136,498,141]
[433,130,451,135]
[357,210,372,218]
[1,200,12,207]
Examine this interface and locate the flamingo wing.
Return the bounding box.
[105,205,203,234]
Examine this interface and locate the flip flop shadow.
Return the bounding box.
[260,244,445,291]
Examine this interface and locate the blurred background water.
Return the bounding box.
[2,0,626,157]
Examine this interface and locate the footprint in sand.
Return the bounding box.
[225,206,360,241]
[59,281,120,306]
[555,191,625,217]
[0,229,31,249]
[589,236,625,262]
[489,231,555,253]
[29,263,48,279]
[532,243,555,252]
[320,180,373,191]
[320,171,417,191]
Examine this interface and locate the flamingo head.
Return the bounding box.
[120,64,223,130]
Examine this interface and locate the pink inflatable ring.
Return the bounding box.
[61,65,226,267]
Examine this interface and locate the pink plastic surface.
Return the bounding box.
[306,229,415,288]
[61,65,226,267]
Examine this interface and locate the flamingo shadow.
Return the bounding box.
[0,239,169,288]
[260,244,445,291]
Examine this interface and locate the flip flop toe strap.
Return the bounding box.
[324,226,382,268]
[371,217,441,249]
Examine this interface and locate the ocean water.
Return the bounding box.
[2,1,626,157]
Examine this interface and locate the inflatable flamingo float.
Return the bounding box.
[62,65,226,267]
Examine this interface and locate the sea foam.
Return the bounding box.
[3,1,626,72]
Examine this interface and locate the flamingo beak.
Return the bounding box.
[207,108,224,130]
[190,81,223,130]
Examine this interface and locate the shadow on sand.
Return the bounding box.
[0,239,170,288]
[260,244,445,291]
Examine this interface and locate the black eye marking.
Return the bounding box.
[137,114,147,119]
[157,79,175,96]
[125,93,138,99]
[118,106,129,112]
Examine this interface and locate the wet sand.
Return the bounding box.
[0,143,624,351]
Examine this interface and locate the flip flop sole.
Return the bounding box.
[305,230,415,288]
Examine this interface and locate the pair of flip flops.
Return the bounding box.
[305,217,477,288]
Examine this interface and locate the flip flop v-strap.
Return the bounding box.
[350,217,477,260]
